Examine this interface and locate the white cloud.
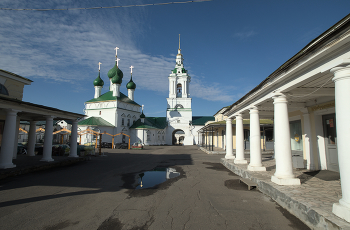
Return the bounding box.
[233,30,257,39]
[0,0,235,103]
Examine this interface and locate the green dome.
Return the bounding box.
[140,111,145,118]
[126,76,136,89]
[111,73,122,84]
[107,63,124,79]
[93,72,104,87]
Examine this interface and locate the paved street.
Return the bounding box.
[0,146,309,230]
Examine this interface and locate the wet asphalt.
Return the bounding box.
[0,146,310,230]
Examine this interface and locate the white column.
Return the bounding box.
[271,93,300,185]
[41,116,55,162]
[27,120,37,156]
[331,66,350,222]
[113,84,121,97]
[94,86,102,98]
[0,109,20,169]
[247,107,266,171]
[234,114,247,164]
[13,117,20,159]
[128,89,135,101]
[301,109,314,170]
[225,118,235,159]
[69,120,79,157]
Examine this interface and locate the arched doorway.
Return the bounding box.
[172,129,185,145]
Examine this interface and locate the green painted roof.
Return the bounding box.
[78,117,114,127]
[86,91,140,106]
[130,117,167,129]
[93,71,104,87]
[192,116,215,125]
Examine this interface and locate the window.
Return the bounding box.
[175,104,184,109]
[176,83,182,97]
[127,119,130,126]
[133,119,135,124]
[121,118,125,126]
[99,111,101,115]
[0,84,9,96]
[147,131,151,141]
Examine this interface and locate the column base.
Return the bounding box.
[40,158,54,162]
[247,165,266,171]
[333,202,350,223]
[271,175,300,185]
[0,163,16,169]
[225,155,235,160]
[68,155,79,158]
[234,159,248,164]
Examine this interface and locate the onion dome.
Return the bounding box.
[140,111,145,118]
[107,63,124,79]
[126,76,136,89]
[111,72,122,84]
[93,72,104,87]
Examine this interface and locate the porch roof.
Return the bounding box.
[0,95,84,121]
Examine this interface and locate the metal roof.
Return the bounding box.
[86,91,141,106]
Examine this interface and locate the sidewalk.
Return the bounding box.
[0,155,86,180]
[220,155,350,230]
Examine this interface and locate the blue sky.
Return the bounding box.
[0,0,349,117]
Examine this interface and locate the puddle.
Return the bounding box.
[134,167,180,189]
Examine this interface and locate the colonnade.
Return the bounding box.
[0,113,79,169]
[224,92,302,185]
[224,66,350,222]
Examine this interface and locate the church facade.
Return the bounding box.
[78,44,214,146]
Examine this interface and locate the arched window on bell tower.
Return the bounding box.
[177,83,182,98]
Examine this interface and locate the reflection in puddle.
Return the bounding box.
[135,167,180,189]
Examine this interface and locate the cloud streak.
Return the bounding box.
[0,0,234,103]
[233,30,257,39]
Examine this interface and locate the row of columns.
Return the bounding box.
[0,110,79,169]
[224,66,350,222]
[225,93,300,185]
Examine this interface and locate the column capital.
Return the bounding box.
[71,119,79,124]
[272,92,288,103]
[331,65,350,82]
[5,109,21,115]
[249,106,259,113]
[226,117,232,122]
[44,115,56,119]
[234,113,243,119]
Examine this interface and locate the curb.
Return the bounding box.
[221,158,350,230]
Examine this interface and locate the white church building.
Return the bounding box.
[78,43,214,146]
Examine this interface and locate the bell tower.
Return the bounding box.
[166,35,192,144]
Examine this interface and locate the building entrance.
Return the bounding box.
[322,114,339,172]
